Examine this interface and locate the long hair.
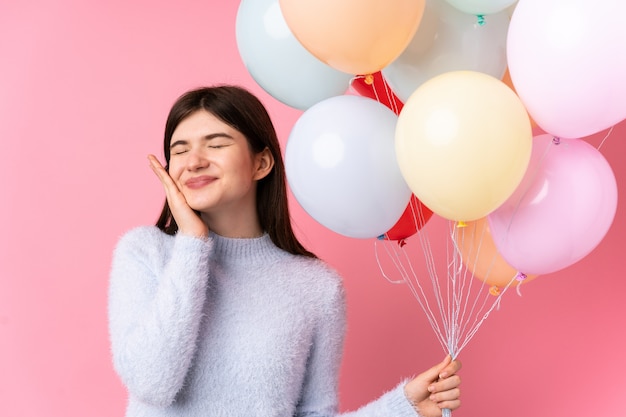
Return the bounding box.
[155,85,315,258]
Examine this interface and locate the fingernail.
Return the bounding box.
[439,372,447,379]
[428,385,435,392]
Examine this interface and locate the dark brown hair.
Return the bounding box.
[155,85,315,258]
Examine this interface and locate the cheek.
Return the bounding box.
[232,153,257,174]
[167,163,184,184]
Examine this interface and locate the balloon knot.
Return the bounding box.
[397,238,407,248]
[515,272,527,281]
[552,136,561,145]
[377,234,385,240]
[364,74,374,85]
[456,221,467,228]
[476,15,485,26]
[489,286,501,296]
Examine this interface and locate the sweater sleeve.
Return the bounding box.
[295,268,419,417]
[108,227,212,407]
[339,381,420,417]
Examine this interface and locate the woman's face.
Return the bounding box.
[167,110,269,222]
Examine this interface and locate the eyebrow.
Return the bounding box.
[170,133,235,149]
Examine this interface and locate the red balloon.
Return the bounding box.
[353,72,419,242]
[384,194,433,242]
[352,72,404,114]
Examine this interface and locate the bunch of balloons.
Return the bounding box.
[236,0,623,283]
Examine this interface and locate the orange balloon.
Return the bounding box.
[502,68,537,129]
[279,0,425,75]
[455,217,538,288]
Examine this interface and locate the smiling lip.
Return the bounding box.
[185,175,216,189]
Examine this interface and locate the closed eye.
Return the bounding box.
[172,148,188,155]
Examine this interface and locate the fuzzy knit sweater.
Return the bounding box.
[108,226,419,417]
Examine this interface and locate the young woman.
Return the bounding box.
[108,85,461,417]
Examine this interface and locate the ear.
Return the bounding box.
[253,147,275,181]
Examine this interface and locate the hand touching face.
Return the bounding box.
[148,154,208,238]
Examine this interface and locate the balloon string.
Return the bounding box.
[370,78,383,107]
[377,240,450,352]
[374,240,406,285]
[456,274,515,354]
[597,125,614,151]
[413,204,456,347]
[515,273,526,297]
[400,203,455,352]
[348,75,364,95]
[380,75,401,115]
[451,223,490,347]
[449,222,511,354]
[418,214,455,348]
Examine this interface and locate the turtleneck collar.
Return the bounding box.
[209,231,287,265]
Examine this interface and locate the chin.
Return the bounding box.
[187,200,217,213]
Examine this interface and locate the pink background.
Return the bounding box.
[1,1,625,416]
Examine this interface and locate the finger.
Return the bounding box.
[147,154,187,210]
[410,365,443,397]
[432,375,461,393]
[430,386,460,403]
[439,358,462,379]
[147,155,185,202]
[148,155,173,186]
[429,355,453,381]
[437,398,461,412]
[428,355,452,378]
[416,356,452,391]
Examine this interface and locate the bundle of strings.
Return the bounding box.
[375,215,518,360]
[375,208,520,417]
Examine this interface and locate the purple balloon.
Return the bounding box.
[488,134,617,275]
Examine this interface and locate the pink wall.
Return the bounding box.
[1,1,624,416]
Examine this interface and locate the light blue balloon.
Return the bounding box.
[236,0,353,110]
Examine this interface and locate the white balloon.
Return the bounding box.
[445,0,517,15]
[383,0,509,102]
[235,0,352,110]
[285,95,412,239]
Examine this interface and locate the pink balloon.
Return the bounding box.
[488,134,617,275]
[507,0,626,139]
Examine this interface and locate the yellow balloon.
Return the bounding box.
[279,0,425,75]
[395,71,532,222]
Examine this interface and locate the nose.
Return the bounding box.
[186,149,209,171]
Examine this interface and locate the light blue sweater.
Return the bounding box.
[108,226,419,417]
